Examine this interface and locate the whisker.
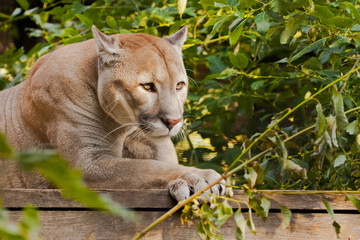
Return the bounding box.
[102,123,140,142]
[187,76,197,86]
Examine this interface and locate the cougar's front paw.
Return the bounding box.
[168,169,226,202]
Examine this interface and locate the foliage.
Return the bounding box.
[1,0,360,239]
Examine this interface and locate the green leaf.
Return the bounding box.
[0,132,14,159]
[227,0,238,8]
[343,2,360,24]
[196,221,207,240]
[106,16,117,29]
[346,194,360,212]
[208,55,227,73]
[311,4,335,20]
[334,155,346,167]
[291,38,327,62]
[20,206,39,239]
[280,16,303,44]
[75,13,93,28]
[260,195,271,219]
[229,19,246,46]
[332,88,349,130]
[251,80,264,90]
[276,135,307,179]
[11,8,22,18]
[16,0,30,10]
[211,200,233,227]
[255,12,270,34]
[328,16,354,28]
[280,204,291,229]
[178,0,187,17]
[228,52,248,69]
[323,200,341,237]
[244,167,257,188]
[303,57,322,70]
[211,16,232,35]
[246,208,256,234]
[234,209,246,240]
[346,119,360,135]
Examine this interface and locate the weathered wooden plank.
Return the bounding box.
[0,189,176,209]
[1,189,360,211]
[8,210,360,240]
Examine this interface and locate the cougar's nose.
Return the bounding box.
[161,118,182,130]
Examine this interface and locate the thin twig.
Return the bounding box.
[340,55,360,92]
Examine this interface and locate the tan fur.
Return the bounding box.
[0,26,225,201]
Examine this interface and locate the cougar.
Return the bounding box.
[0,25,225,201]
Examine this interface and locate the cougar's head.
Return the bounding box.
[92,26,188,138]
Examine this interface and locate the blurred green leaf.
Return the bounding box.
[208,55,227,73]
[0,133,13,159]
[346,194,360,212]
[229,19,246,46]
[228,52,248,69]
[343,2,360,24]
[106,16,118,29]
[16,0,30,10]
[75,13,93,28]
[280,204,291,229]
[234,209,246,240]
[17,150,137,221]
[246,208,256,234]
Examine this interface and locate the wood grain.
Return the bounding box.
[2,189,360,239]
[8,211,360,240]
[1,189,359,210]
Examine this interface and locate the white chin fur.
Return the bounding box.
[169,121,183,136]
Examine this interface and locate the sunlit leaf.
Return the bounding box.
[334,155,346,168]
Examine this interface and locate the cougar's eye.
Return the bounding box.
[141,83,156,92]
[176,81,185,91]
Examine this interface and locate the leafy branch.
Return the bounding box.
[133,64,360,239]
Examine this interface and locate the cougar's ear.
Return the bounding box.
[92,25,124,64]
[164,25,187,50]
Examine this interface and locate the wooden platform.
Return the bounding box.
[1,189,360,239]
